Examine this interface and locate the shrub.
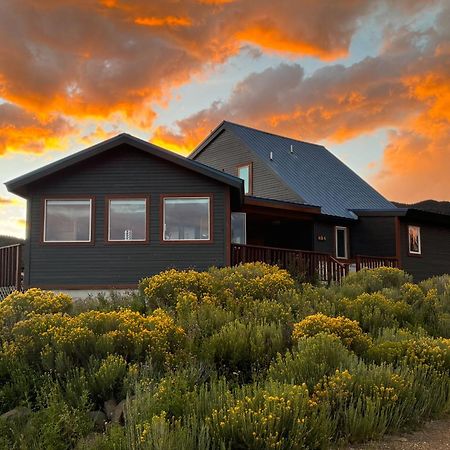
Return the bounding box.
[0,288,72,337]
[140,269,213,310]
[203,320,286,375]
[292,313,371,354]
[342,267,412,293]
[339,292,412,332]
[268,333,358,390]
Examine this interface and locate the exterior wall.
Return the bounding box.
[351,217,397,257]
[194,130,302,203]
[313,220,353,258]
[25,144,229,288]
[399,220,450,281]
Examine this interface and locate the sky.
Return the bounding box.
[0,0,449,238]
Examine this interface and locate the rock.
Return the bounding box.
[112,399,126,424]
[0,406,32,421]
[88,410,107,431]
[103,399,117,420]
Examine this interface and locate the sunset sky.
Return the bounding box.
[1,0,449,238]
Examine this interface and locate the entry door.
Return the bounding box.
[335,226,348,259]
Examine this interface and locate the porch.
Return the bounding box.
[231,243,399,284]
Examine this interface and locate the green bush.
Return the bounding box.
[342,267,412,294]
[292,313,371,354]
[268,333,358,389]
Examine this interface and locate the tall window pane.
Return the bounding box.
[44,199,91,242]
[408,225,421,254]
[163,197,210,241]
[109,199,147,241]
[238,164,251,194]
[231,213,246,244]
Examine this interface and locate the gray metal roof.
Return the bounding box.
[6,133,244,199]
[201,121,397,219]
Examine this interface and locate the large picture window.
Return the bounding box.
[335,226,348,259]
[408,225,421,255]
[44,199,92,242]
[163,197,211,241]
[108,198,147,242]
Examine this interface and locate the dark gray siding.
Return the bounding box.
[194,130,302,203]
[26,144,229,288]
[313,220,353,257]
[400,220,450,281]
[351,217,397,257]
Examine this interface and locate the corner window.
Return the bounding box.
[108,198,147,242]
[237,163,252,195]
[231,212,246,244]
[335,226,348,259]
[163,196,211,241]
[408,225,421,255]
[44,199,92,242]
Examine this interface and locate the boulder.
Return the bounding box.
[112,399,126,424]
[88,410,107,431]
[103,399,117,421]
[0,406,32,421]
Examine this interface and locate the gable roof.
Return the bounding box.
[5,133,244,198]
[191,121,397,219]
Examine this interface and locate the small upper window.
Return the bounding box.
[408,225,421,255]
[335,226,348,259]
[108,198,147,242]
[44,199,92,242]
[163,197,211,241]
[237,163,252,194]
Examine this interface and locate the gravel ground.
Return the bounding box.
[348,418,450,449]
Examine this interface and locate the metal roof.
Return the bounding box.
[5,133,244,198]
[194,121,397,219]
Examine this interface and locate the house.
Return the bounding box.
[1,122,449,297]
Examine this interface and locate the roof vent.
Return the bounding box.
[270,151,273,160]
[290,144,294,154]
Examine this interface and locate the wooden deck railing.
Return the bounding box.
[231,244,398,284]
[0,244,23,299]
[355,255,399,271]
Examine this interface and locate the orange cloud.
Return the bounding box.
[135,16,192,27]
[0,197,14,205]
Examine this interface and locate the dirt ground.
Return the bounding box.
[348,418,450,449]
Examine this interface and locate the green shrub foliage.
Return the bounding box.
[1,265,449,450]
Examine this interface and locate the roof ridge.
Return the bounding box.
[223,120,324,149]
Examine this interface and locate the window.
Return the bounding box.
[44,199,92,242]
[231,212,246,244]
[108,198,147,242]
[237,163,252,194]
[335,226,348,259]
[163,197,211,241]
[408,225,421,255]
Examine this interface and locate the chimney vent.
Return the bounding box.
[290,144,294,154]
[269,151,273,160]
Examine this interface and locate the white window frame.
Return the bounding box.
[408,225,422,255]
[335,226,348,259]
[107,198,148,242]
[231,212,247,245]
[162,196,211,242]
[43,198,93,243]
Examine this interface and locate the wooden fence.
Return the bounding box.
[0,244,23,299]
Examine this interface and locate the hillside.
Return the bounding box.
[0,235,25,248]
[393,199,450,215]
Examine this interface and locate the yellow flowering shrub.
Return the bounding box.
[8,308,185,369]
[339,292,412,332]
[0,288,72,336]
[140,269,213,309]
[292,313,371,354]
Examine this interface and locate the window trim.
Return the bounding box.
[160,194,213,244]
[237,162,253,195]
[42,196,94,245]
[231,212,247,245]
[407,224,422,256]
[105,195,150,244]
[335,226,349,259]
